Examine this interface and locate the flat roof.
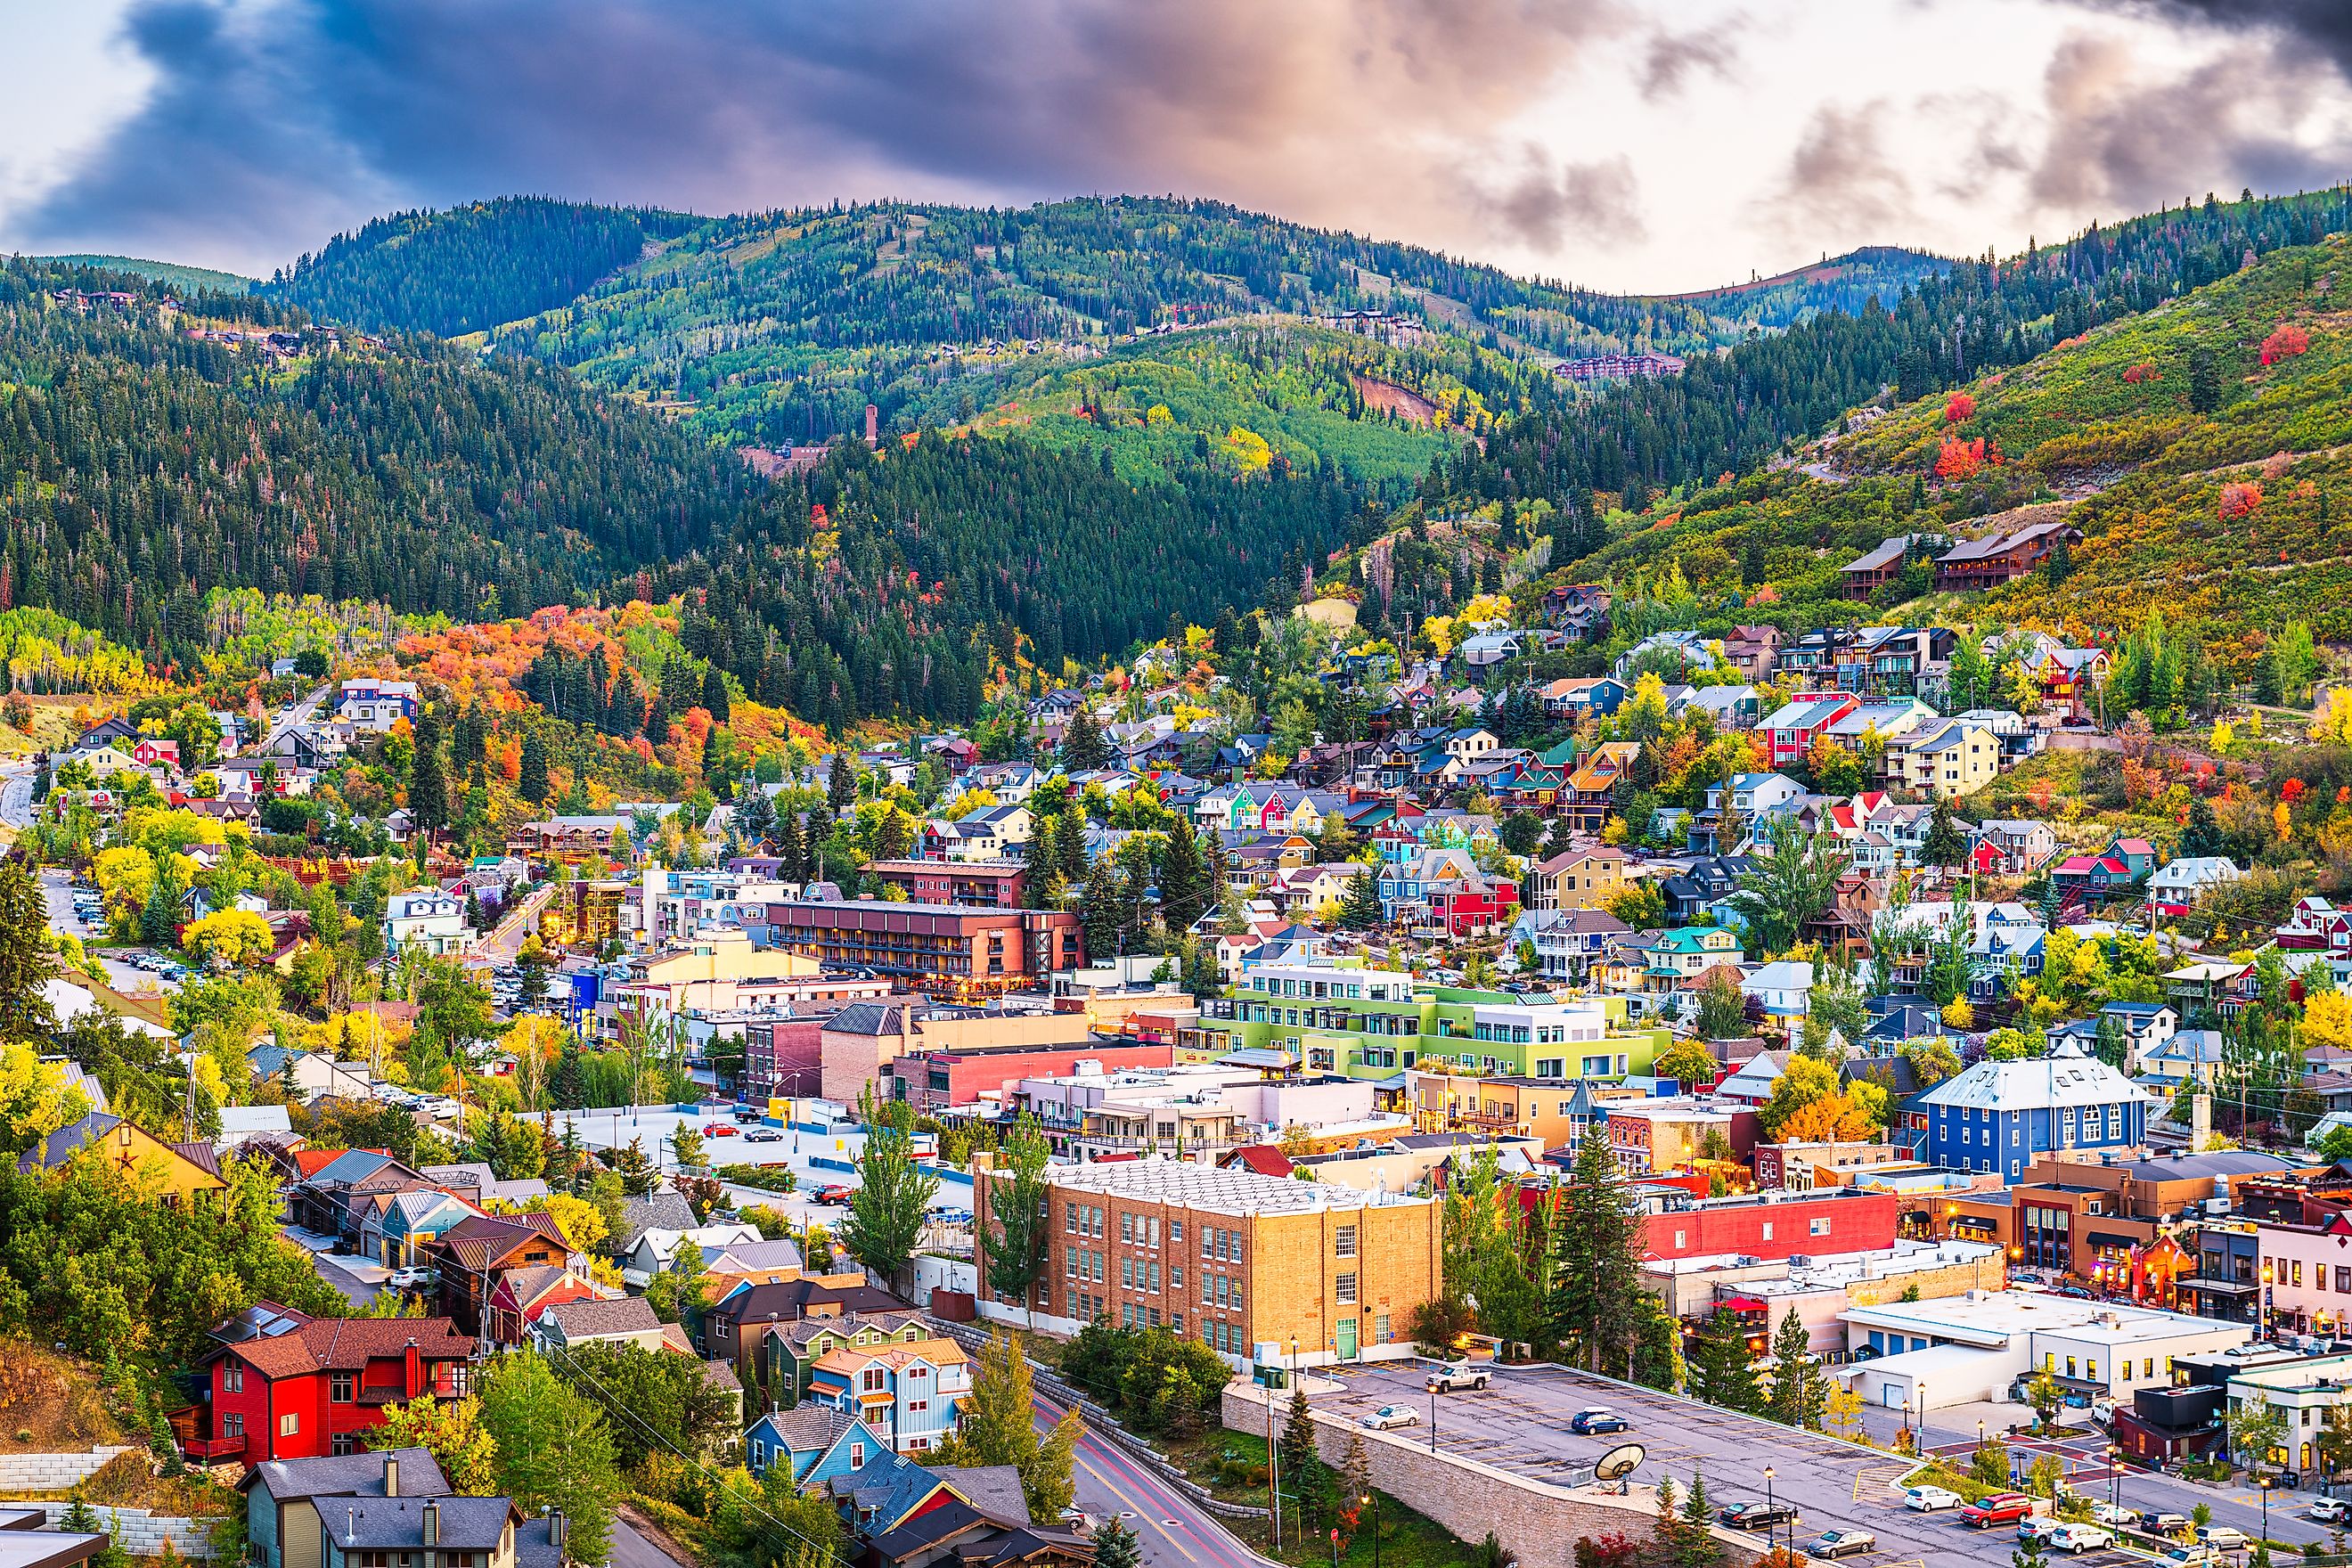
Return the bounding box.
[1843,1291,2253,1349]
[1039,1156,1432,1215]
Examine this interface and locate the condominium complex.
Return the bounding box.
[972,1156,1440,1368]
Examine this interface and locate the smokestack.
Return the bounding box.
[549,1511,567,1551]
[422,1501,439,1547]
[384,1454,398,1498]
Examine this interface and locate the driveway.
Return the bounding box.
[282,1226,386,1309]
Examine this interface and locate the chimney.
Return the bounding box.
[422,1501,440,1547]
[384,1453,399,1499]
[548,1510,567,1551]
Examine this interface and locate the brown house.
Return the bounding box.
[426,1213,577,1334]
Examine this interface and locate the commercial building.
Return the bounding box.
[862,860,1026,909]
[2005,1148,2302,1292]
[972,1155,1441,1368]
[881,1039,1176,1114]
[1645,1237,2007,1356]
[1641,1188,1899,1265]
[1833,1291,2250,1416]
[1911,1044,2152,1180]
[1605,1098,1760,1173]
[616,932,876,1017]
[818,1000,1099,1107]
[763,899,1083,998]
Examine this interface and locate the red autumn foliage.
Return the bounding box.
[2218,481,2263,521]
[1933,435,1998,481]
[2283,779,2307,804]
[2122,362,2159,384]
[1944,391,1976,424]
[2260,325,2311,365]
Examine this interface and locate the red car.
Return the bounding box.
[1961,1494,2036,1530]
[703,1124,739,1137]
[813,1183,853,1205]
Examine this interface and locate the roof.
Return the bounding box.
[542,1296,662,1340]
[1918,1054,2152,1114]
[1033,1156,1433,1217]
[814,1335,969,1376]
[241,1448,451,1502]
[324,1497,516,1552]
[215,1317,477,1378]
[751,1403,862,1453]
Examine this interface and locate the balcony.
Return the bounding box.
[184,1434,246,1461]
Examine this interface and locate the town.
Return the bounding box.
[1,565,2348,1568]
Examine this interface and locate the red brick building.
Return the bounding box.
[863,860,1027,909]
[762,900,1083,998]
[200,1314,474,1461]
[882,1040,1176,1113]
[742,1009,829,1099]
[1638,1189,1899,1263]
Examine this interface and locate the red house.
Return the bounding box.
[1428,874,1518,938]
[199,1313,475,1461]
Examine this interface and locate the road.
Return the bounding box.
[0,759,33,830]
[39,866,184,998]
[471,881,560,965]
[280,1225,385,1308]
[261,682,334,755]
[608,1517,692,1568]
[1034,1391,1273,1568]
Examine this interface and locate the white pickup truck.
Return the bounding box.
[1425,1362,1490,1392]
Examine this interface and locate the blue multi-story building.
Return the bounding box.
[811,1335,969,1455]
[1912,1043,2152,1180]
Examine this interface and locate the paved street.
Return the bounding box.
[0,759,33,830]
[281,1225,386,1308]
[39,865,184,998]
[261,682,333,755]
[1034,1390,1274,1568]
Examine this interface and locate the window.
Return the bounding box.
[1336,1272,1359,1305]
[221,1414,244,1440]
[1122,1213,1134,1244]
[1203,1228,1215,1259]
[1762,1222,1775,1241]
[1123,1257,1135,1289]
[2144,1359,2155,1379]
[1170,1222,1183,1245]
[331,1433,359,1457]
[1148,1262,1161,1293]
[1231,1289,1243,1314]
[1147,1217,1161,1247]
[331,1372,355,1402]
[1172,1266,1184,1289]
[1375,1314,1392,1344]
[908,1400,928,1414]
[862,1368,886,1392]
[279,1413,299,1437]
[1335,1224,1359,1258]
[1673,1229,1686,1249]
[1809,1218,1831,1237]
[223,1363,244,1393]
[2297,1261,2307,1287]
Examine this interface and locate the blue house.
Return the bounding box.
[746,1406,886,1486]
[1915,1043,2152,1181]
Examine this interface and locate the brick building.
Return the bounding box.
[862,860,1027,909]
[763,900,1083,999]
[882,1039,1176,1113]
[1638,1188,1900,1264]
[973,1156,1440,1368]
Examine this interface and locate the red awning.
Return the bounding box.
[1720,1294,1768,1312]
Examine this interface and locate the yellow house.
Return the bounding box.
[1882,719,2001,800]
[1528,847,1626,912]
[20,1113,228,1207]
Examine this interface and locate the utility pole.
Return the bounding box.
[1267,1376,1281,1552]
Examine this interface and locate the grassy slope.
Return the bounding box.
[1556,236,2352,657]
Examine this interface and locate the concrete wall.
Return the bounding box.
[1222,1384,1666,1568]
[0,1448,138,1490]
[15,1501,217,1558]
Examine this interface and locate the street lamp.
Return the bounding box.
[2259,1475,2273,1548]
[1364,1494,1380,1568]
[2108,1443,2122,1520]
[1765,1467,1776,1558]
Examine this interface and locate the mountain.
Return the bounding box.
[37,255,252,295]
[1659,246,1951,329]
[269,196,698,339]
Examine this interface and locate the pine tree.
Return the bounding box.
[410,705,451,833]
[700,665,731,723]
[0,863,58,1045]
[1279,1384,1323,1529]
[1062,709,1109,772]
[1092,1520,1142,1568]
[1022,825,1058,910]
[1922,797,1967,869]
[1159,816,1207,933]
[551,1041,587,1109]
[1055,808,1088,886]
[1340,871,1384,930]
[1767,1309,1822,1429]
[1685,1310,1763,1413]
[1676,1474,1718,1568]
[776,809,806,882]
[1082,861,1121,960]
[827,752,858,813]
[1548,1129,1645,1375]
[517,730,551,805]
[2179,797,2223,859]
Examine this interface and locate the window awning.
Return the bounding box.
[2087,1231,2144,1250]
[1949,1215,1998,1232]
[2177,1277,2257,1295]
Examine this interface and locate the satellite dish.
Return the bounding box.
[1595,1444,1646,1483]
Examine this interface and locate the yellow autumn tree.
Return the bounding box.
[1777,1094,1878,1142]
[2304,990,2352,1052]
[183,910,275,968]
[2311,689,2352,746]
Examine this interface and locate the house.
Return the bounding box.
[1544,584,1613,640]
[1971,820,2058,876]
[1526,908,1633,981]
[427,1213,579,1335]
[1678,683,1763,727]
[383,889,470,957]
[1643,927,1744,985]
[1934,519,2082,591]
[2164,960,2261,1019]
[333,680,421,733]
[290,1149,426,1241]
[1536,676,1628,720]
[480,1265,606,1351]
[622,1222,763,1287]
[1839,535,1938,598]
[1881,719,2001,800]
[746,1406,886,1486]
[317,1497,528,1568]
[1721,626,1781,682]
[506,816,634,864]
[1525,847,1626,913]
[359,1189,478,1270]
[1559,741,1642,832]
[756,1312,933,1408]
[1913,1044,2152,1179]
[1742,960,1816,1028]
[531,1295,679,1354]
[2148,857,2245,919]
[2051,837,2157,900]
[202,1315,476,1462]
[1761,694,1860,767]
[239,1449,452,1568]
[17,1113,226,1207]
[811,1336,971,1455]
[703,1275,912,1394]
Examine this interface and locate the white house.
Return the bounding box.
[1742,960,1816,1026]
[334,679,421,734]
[383,888,471,956]
[2148,856,2245,916]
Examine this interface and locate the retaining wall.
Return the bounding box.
[14,1501,218,1557]
[0,1449,139,1490]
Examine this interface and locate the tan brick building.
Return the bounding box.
[973,1157,1440,1368]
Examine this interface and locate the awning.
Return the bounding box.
[2177,1277,2257,1295]
[1719,1294,1768,1312]
[2087,1231,2144,1250]
[1949,1215,1998,1232]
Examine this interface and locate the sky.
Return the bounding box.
[4,0,2352,293]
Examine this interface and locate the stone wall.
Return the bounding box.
[1223,1384,1667,1568]
[15,1501,217,1558]
[0,1448,139,1490]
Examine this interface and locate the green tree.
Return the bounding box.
[1548,1130,1644,1375]
[935,1329,1082,1523]
[2230,1390,2289,1472]
[1685,1311,1762,1413]
[643,1238,712,1328]
[983,1116,1052,1321]
[366,1394,500,1494]
[2188,346,2223,414]
[1092,1519,1142,1568]
[1972,1435,2013,1487]
[1695,968,1749,1040]
[1339,871,1384,930]
[839,1123,939,1287]
[1766,1310,1823,1430]
[1654,1038,1718,1088]
[1159,816,1207,933]
[518,731,551,806]
[0,864,58,1046]
[827,752,858,813]
[1922,798,1967,870]
[476,1353,623,1566]
[1726,818,1851,957]
[409,704,451,835]
[1279,1384,1325,1530]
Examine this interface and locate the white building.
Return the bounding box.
[1835,1290,2250,1414]
[384,888,471,956]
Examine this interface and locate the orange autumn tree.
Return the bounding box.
[2260,324,2311,365]
[1777,1094,1878,1142]
[1934,435,1997,481]
[1943,390,1975,423]
[2218,481,2263,521]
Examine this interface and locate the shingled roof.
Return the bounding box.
[211,1317,476,1378]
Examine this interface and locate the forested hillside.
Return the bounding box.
[1663,245,1949,330]
[269,197,696,338]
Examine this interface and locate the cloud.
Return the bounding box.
[1638,18,1744,99]
[2021,29,2352,216]
[1751,102,1916,243]
[2087,1,2352,78]
[1479,149,1646,249]
[16,0,1629,273]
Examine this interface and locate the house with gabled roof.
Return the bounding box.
[17,1113,226,1208]
[426,1212,577,1335]
[747,1405,886,1487]
[812,1337,970,1455]
[482,1263,606,1350]
[201,1315,475,1463]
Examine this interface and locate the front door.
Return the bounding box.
[1336,1318,1359,1360]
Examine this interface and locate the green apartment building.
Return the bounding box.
[1187,958,1668,1082]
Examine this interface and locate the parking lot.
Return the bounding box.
[1315,1360,2181,1568]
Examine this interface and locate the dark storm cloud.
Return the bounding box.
[2089,0,2352,75]
[19,0,1626,271]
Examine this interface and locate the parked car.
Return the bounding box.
[1569,1408,1630,1434]
[1360,1405,1419,1431]
[733,1105,762,1123]
[387,1265,438,1289]
[812,1183,853,1205]
[1805,1531,1874,1559]
[2141,1512,2191,1535]
[1961,1493,2036,1529]
[2195,1527,2250,1551]
[1426,1363,1490,1393]
[2018,1517,2065,1544]
[2045,1525,2113,1555]
[1905,1486,1963,1513]
[746,1130,783,1143]
[2089,1503,2137,1528]
[2091,1399,2115,1423]
[704,1124,739,1137]
[2312,1498,2352,1525]
[1720,1502,1801,1531]
[2160,1547,2220,1568]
